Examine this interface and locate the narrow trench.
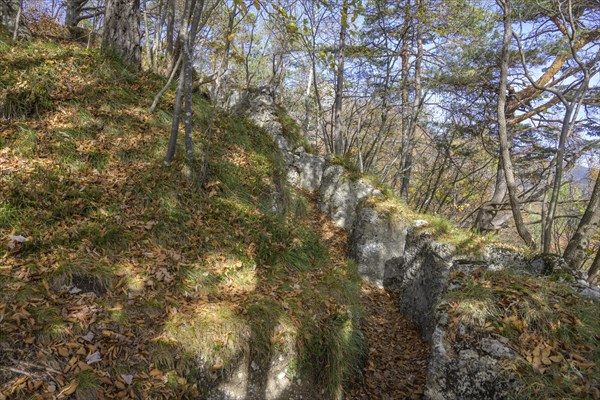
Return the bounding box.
[309,197,431,399]
[348,286,430,399]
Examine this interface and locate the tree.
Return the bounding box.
[397,0,424,201]
[496,0,536,249]
[511,0,597,253]
[472,0,599,240]
[65,0,103,27]
[101,0,142,70]
[563,170,600,273]
[332,0,348,155]
[587,244,600,283]
[164,0,223,170]
[352,0,427,199]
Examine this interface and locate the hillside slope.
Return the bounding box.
[0,34,364,399]
[2,32,599,400]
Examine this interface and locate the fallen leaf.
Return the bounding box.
[121,374,133,385]
[86,351,102,364]
[58,380,77,397]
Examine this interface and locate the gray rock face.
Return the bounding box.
[0,0,31,39]
[318,165,383,230]
[480,245,527,271]
[384,232,453,340]
[350,207,409,286]
[426,327,514,400]
[287,147,325,192]
[528,253,570,276]
[572,279,600,301]
[209,352,316,400]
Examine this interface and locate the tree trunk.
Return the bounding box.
[303,64,313,141]
[183,38,195,164]
[399,0,424,202]
[311,54,324,150]
[153,0,164,68]
[1,0,29,38]
[496,0,536,249]
[212,2,237,99]
[65,0,85,27]
[11,0,20,41]
[150,53,182,113]
[563,171,600,270]
[398,0,412,200]
[165,0,175,62]
[102,0,142,70]
[165,63,186,165]
[143,8,153,69]
[332,0,348,155]
[165,0,208,167]
[475,161,508,231]
[542,107,572,252]
[588,246,600,283]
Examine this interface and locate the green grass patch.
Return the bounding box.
[75,369,102,400]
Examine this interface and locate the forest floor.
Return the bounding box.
[0,31,369,399]
[349,287,430,400]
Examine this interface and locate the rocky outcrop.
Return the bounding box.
[0,0,31,39]
[384,234,453,341]
[287,147,325,192]
[425,329,515,400]
[228,89,517,399]
[208,351,317,400]
[350,206,409,286]
[228,89,599,400]
[318,165,383,231]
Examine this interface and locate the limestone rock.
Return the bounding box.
[384,232,453,340]
[318,165,383,230]
[425,332,513,400]
[208,351,316,400]
[287,149,325,192]
[481,245,526,271]
[572,279,600,301]
[350,207,409,287]
[578,286,600,300]
[0,0,31,39]
[528,253,570,276]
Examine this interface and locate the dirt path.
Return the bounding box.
[309,197,430,399]
[348,286,430,399]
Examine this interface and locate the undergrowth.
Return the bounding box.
[445,269,599,399]
[0,36,362,399]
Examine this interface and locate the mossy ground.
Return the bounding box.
[0,33,363,399]
[445,269,599,399]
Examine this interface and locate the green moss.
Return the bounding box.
[276,106,303,145]
[32,305,69,342]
